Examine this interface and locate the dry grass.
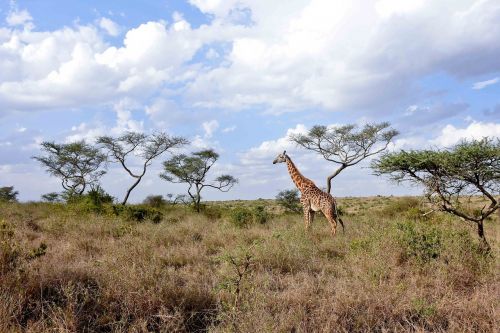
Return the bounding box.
[0,197,498,332]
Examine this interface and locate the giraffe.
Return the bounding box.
[273,151,344,236]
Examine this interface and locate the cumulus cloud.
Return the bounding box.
[0,14,227,113]
[239,124,308,165]
[186,0,500,112]
[431,121,500,147]
[98,17,121,36]
[2,1,500,117]
[64,98,143,143]
[6,9,33,27]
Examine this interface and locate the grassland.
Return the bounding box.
[0,196,498,332]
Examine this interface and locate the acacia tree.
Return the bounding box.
[33,141,107,196]
[98,132,188,205]
[372,138,499,250]
[275,189,301,213]
[0,186,19,203]
[41,192,61,203]
[160,149,238,212]
[290,122,399,193]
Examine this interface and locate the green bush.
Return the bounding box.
[336,205,345,216]
[143,195,167,208]
[380,197,422,218]
[82,186,114,213]
[64,186,115,214]
[113,205,163,223]
[397,220,442,264]
[252,206,269,224]
[230,207,253,227]
[202,206,223,221]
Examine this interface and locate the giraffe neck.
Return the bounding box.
[285,156,309,192]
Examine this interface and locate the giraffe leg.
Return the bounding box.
[322,208,337,237]
[303,205,312,230]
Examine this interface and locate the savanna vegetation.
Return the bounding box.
[0,195,498,332]
[2,129,498,332]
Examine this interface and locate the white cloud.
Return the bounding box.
[65,122,106,143]
[99,17,121,36]
[239,124,307,165]
[205,48,219,60]
[0,16,226,112]
[2,1,500,117]
[64,98,143,143]
[112,98,144,133]
[222,125,236,133]
[431,121,500,147]
[186,0,500,112]
[472,77,499,90]
[202,119,219,138]
[6,9,33,27]
[375,0,425,18]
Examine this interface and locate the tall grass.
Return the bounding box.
[0,197,498,332]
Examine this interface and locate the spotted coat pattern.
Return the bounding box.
[283,154,344,236]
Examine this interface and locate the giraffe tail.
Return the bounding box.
[333,199,345,234]
[338,216,345,233]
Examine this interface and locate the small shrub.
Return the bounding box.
[349,237,372,252]
[336,204,345,216]
[143,195,167,208]
[202,206,223,220]
[63,186,114,214]
[397,220,442,264]
[165,216,181,224]
[27,242,47,260]
[252,206,269,224]
[230,207,253,227]
[380,197,422,218]
[410,297,438,322]
[82,185,114,214]
[114,205,164,223]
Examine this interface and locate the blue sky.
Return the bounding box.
[0,0,499,202]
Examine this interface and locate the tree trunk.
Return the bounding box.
[477,220,490,252]
[195,194,201,213]
[326,164,347,194]
[122,176,142,205]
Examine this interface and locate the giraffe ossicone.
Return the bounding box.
[273,151,344,236]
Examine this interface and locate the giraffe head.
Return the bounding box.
[272,150,288,164]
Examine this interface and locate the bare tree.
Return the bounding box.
[160,149,238,212]
[372,138,499,250]
[97,132,188,205]
[290,122,399,193]
[33,141,106,196]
